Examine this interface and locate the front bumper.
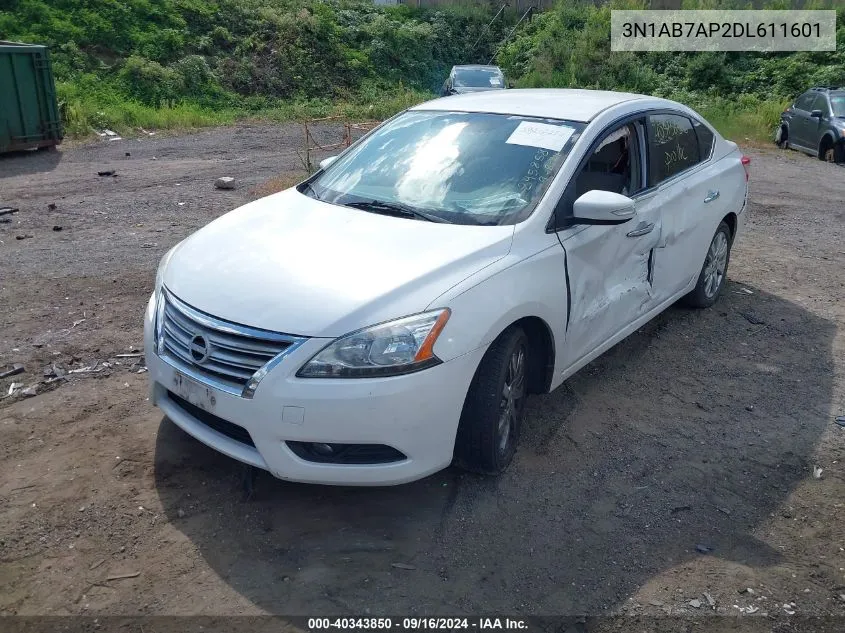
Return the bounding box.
[143,293,483,485]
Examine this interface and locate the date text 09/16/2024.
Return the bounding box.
[306,618,528,631]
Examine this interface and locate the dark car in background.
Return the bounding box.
[775,87,845,163]
[441,65,506,97]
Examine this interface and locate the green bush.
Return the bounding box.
[1,0,843,142]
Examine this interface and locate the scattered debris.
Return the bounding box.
[97,170,116,177]
[835,416,845,427]
[20,385,38,398]
[688,599,702,609]
[106,571,140,581]
[141,243,156,248]
[740,312,766,325]
[47,203,57,211]
[125,152,131,157]
[7,382,22,396]
[782,602,796,615]
[16,234,33,240]
[215,176,237,190]
[0,207,19,216]
[813,465,823,479]
[89,558,106,571]
[391,563,416,570]
[43,363,67,379]
[0,364,25,379]
[739,587,755,595]
[670,505,692,514]
[695,544,713,554]
[177,508,186,518]
[704,592,716,607]
[733,604,759,614]
[138,127,156,136]
[0,217,10,224]
[115,353,145,358]
[745,405,754,412]
[52,225,62,232]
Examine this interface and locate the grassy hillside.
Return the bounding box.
[1,0,844,141]
[500,0,845,142]
[0,0,517,134]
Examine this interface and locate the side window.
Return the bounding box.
[647,114,699,186]
[795,92,815,111]
[692,119,715,160]
[572,123,641,200]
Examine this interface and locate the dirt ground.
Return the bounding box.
[1,125,845,622]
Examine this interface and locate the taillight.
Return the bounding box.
[741,155,751,181]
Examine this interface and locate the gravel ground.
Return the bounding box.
[1,126,844,623]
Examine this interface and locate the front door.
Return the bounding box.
[556,121,662,370]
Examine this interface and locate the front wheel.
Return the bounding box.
[454,327,528,475]
[682,222,732,309]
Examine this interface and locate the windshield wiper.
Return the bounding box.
[342,200,453,224]
[300,181,322,201]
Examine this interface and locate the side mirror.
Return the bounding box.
[811,109,823,119]
[572,190,635,223]
[319,155,338,171]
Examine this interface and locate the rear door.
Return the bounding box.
[644,112,742,296]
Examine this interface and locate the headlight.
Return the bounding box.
[297,309,451,378]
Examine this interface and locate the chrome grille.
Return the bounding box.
[158,289,306,397]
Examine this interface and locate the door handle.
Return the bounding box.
[704,190,720,203]
[626,222,655,238]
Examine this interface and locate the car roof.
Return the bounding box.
[413,88,654,123]
[452,64,501,70]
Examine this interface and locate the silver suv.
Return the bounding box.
[776,87,845,163]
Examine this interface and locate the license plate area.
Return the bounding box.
[171,371,218,411]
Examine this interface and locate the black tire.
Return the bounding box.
[682,221,732,309]
[820,139,845,163]
[774,125,788,149]
[454,327,529,475]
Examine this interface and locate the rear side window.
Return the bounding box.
[647,114,699,185]
[693,119,715,160]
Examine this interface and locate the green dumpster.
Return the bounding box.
[0,41,63,153]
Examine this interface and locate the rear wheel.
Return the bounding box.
[682,222,732,309]
[454,327,528,475]
[774,125,788,149]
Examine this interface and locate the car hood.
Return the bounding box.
[453,86,504,94]
[163,188,514,337]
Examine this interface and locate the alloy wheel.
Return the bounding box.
[703,231,728,299]
[497,344,525,456]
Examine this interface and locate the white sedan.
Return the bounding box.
[144,89,750,485]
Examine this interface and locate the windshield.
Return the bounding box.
[831,93,845,117]
[306,110,583,226]
[453,68,504,88]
